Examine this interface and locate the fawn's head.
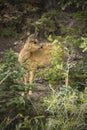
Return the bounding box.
[18,37,42,63]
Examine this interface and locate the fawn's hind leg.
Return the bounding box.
[24,73,28,85]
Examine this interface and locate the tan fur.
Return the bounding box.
[18,39,64,95]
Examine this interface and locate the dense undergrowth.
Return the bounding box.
[0,49,45,130]
[0,36,87,129]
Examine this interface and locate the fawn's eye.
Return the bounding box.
[34,41,37,44]
[40,45,43,48]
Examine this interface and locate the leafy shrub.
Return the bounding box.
[57,0,87,10]
[74,11,87,22]
[48,40,66,85]
[0,49,43,130]
[44,86,87,130]
[34,10,59,38]
[69,60,87,90]
[80,37,87,52]
[15,115,45,130]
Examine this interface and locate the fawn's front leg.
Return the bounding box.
[28,70,36,95]
[21,73,29,96]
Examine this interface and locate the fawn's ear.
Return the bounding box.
[26,34,36,42]
[26,37,31,43]
[26,35,38,45]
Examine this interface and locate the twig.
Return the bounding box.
[0,71,11,85]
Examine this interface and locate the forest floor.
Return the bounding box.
[0,37,17,58]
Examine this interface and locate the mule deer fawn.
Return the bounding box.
[18,37,53,95]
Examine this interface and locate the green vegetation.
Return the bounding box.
[0,27,18,38]
[0,46,87,129]
[57,0,87,10]
[44,86,87,130]
[0,50,45,130]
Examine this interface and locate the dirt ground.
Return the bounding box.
[0,36,24,63]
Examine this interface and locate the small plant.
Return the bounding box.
[80,37,87,52]
[43,86,87,130]
[48,40,66,85]
[15,115,45,130]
